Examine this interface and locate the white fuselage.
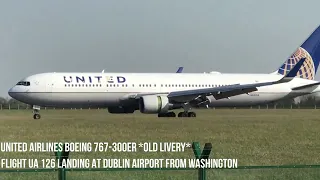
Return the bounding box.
[8,72,320,108]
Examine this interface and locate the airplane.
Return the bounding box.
[8,25,320,119]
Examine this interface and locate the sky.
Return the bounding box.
[1,0,320,97]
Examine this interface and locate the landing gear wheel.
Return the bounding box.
[32,105,41,120]
[158,113,166,117]
[178,112,188,117]
[33,114,41,119]
[167,112,176,117]
[158,112,176,117]
[188,112,196,117]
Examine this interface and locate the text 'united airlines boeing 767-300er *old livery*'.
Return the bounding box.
[8,25,320,119]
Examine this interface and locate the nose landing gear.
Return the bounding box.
[33,114,41,119]
[32,105,41,119]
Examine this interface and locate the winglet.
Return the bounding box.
[276,58,306,83]
[285,58,306,77]
[176,67,184,73]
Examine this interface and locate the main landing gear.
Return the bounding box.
[169,103,196,118]
[157,111,196,118]
[32,105,41,120]
[178,111,196,117]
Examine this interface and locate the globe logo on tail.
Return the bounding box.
[278,47,315,80]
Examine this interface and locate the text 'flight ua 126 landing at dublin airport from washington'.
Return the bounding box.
[8,25,320,119]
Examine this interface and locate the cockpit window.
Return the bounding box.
[16,81,30,86]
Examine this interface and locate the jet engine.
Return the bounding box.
[139,95,171,114]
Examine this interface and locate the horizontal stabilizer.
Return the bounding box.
[292,82,320,90]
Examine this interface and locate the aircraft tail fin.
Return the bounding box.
[274,25,320,80]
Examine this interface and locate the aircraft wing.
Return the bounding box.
[168,58,306,100]
[125,58,305,101]
[169,81,278,101]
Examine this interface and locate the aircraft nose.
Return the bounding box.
[8,87,15,98]
[8,86,20,99]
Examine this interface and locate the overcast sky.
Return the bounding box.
[1,0,320,97]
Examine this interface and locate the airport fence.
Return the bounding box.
[0,142,319,180]
[1,103,320,110]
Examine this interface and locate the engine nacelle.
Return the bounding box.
[108,106,135,114]
[139,95,170,114]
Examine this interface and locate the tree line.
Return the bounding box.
[0,95,320,110]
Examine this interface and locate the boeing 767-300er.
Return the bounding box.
[8,25,320,119]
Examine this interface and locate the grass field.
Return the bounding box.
[0,109,319,180]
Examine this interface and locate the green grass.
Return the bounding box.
[0,109,319,179]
